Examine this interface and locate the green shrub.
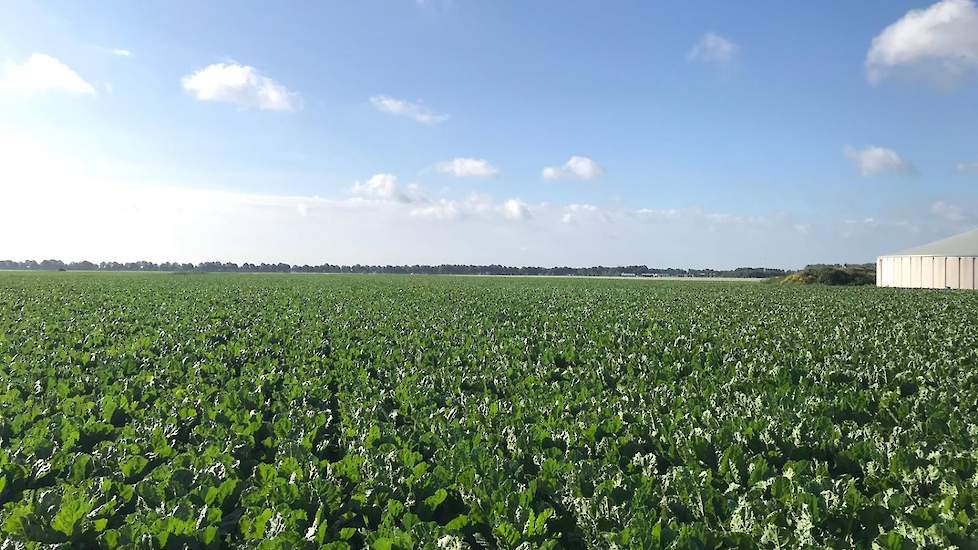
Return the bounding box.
[778,266,876,286]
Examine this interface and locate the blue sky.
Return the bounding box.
[1,0,977,267]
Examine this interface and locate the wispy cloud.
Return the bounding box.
[957,161,978,173]
[866,0,978,85]
[542,156,605,181]
[930,200,968,222]
[370,95,448,125]
[434,158,499,178]
[844,145,915,177]
[0,53,95,95]
[561,204,601,224]
[181,63,300,112]
[687,32,738,64]
[110,48,133,57]
[410,199,461,221]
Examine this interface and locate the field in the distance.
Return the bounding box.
[1,273,977,549]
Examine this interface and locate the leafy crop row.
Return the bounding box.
[1,273,977,548]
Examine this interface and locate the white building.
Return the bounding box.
[877,228,978,289]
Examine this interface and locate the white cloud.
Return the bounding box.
[435,158,499,178]
[957,161,978,173]
[4,133,956,269]
[351,173,417,203]
[409,194,530,222]
[688,32,738,64]
[633,207,771,228]
[181,63,300,112]
[930,200,967,221]
[501,199,530,221]
[0,53,95,95]
[844,145,914,177]
[866,0,978,84]
[635,208,682,222]
[370,95,448,125]
[110,49,133,57]
[561,204,600,224]
[410,199,461,221]
[542,156,605,181]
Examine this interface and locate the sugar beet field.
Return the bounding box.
[1,273,977,549]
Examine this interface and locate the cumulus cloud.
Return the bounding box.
[542,156,605,181]
[181,63,300,111]
[434,157,499,178]
[409,194,530,223]
[351,173,419,203]
[957,161,978,173]
[844,145,915,177]
[687,32,738,64]
[0,53,95,95]
[370,95,448,125]
[866,0,978,84]
[501,199,530,221]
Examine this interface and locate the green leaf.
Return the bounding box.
[202,525,219,544]
[493,521,522,547]
[528,508,554,536]
[651,517,663,545]
[240,508,274,540]
[445,514,470,531]
[101,529,121,549]
[69,454,93,484]
[101,394,119,423]
[119,456,149,480]
[51,490,94,537]
[424,488,448,511]
[60,422,81,449]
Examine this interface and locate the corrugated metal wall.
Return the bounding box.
[948,258,960,289]
[963,257,975,290]
[877,256,978,289]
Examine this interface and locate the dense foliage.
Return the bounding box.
[776,266,877,286]
[1,273,976,549]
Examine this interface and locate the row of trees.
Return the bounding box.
[0,259,790,278]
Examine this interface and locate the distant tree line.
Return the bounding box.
[0,259,790,278]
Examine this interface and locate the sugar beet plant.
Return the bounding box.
[1,272,977,549]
